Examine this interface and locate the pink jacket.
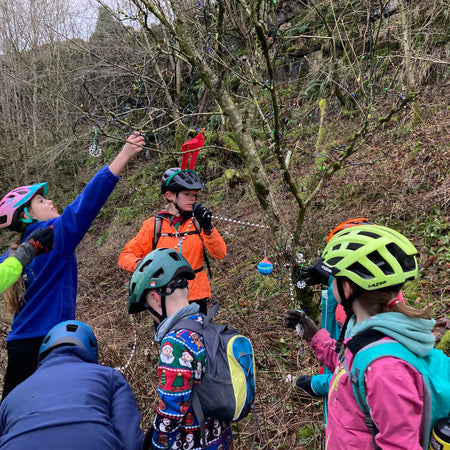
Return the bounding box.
[310,328,425,449]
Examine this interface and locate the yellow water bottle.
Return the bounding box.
[429,417,450,450]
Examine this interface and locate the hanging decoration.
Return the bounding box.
[89,127,102,157]
[257,257,273,275]
[180,132,205,170]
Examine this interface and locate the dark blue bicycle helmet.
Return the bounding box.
[161,168,206,193]
[38,320,98,363]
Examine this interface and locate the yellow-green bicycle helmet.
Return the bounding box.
[321,224,418,290]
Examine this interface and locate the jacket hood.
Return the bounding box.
[348,312,436,357]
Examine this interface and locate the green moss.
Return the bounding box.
[436,331,450,356]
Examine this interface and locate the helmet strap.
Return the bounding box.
[160,292,168,319]
[166,192,183,216]
[336,277,364,341]
[19,206,35,224]
[153,278,188,322]
[145,302,165,323]
[173,198,183,215]
[154,289,169,321]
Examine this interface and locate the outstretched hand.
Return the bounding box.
[301,257,332,286]
[284,309,319,342]
[123,132,146,156]
[109,132,146,176]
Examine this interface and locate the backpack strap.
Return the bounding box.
[204,301,220,323]
[349,334,433,450]
[152,214,169,250]
[190,389,207,450]
[153,213,201,249]
[337,331,385,450]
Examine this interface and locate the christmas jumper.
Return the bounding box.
[151,308,233,450]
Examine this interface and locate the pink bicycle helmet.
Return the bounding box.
[0,182,48,231]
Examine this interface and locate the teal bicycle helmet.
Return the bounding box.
[128,248,195,315]
[321,224,418,290]
[39,320,98,363]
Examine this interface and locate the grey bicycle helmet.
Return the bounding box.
[161,168,206,193]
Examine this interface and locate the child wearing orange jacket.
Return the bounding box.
[118,168,226,314]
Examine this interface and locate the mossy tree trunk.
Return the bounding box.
[129,0,419,315]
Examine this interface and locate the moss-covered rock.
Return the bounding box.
[436,330,450,356]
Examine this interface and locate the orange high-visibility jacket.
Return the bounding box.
[118,214,227,301]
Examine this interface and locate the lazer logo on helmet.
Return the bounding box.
[320,265,332,274]
[367,280,387,288]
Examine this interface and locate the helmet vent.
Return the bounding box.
[153,268,165,279]
[347,242,363,251]
[139,259,153,272]
[358,230,381,239]
[66,324,79,333]
[367,250,394,275]
[347,261,375,279]
[386,243,417,271]
[327,256,344,265]
[169,251,182,261]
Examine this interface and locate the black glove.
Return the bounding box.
[284,309,319,342]
[301,257,332,286]
[296,375,321,398]
[27,225,55,255]
[12,226,54,267]
[193,203,213,231]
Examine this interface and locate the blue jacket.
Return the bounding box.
[0,166,119,341]
[0,346,143,449]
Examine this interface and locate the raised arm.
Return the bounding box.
[109,133,145,176]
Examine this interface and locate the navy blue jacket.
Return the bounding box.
[0,166,119,341]
[0,346,143,449]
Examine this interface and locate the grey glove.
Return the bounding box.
[193,203,213,231]
[12,242,35,268]
[284,309,319,342]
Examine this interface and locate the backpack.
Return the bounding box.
[170,303,256,445]
[152,213,212,278]
[344,330,450,450]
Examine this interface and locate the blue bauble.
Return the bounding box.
[258,258,273,275]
